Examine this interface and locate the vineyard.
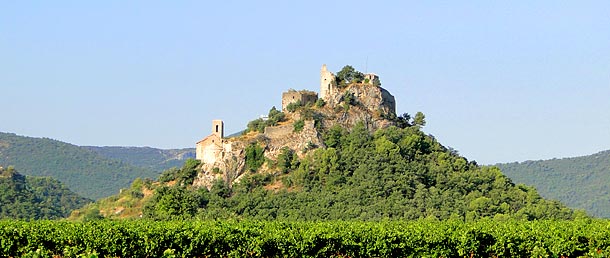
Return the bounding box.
[1,219,610,257]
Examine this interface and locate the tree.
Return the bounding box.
[267,106,285,125]
[245,143,265,172]
[413,112,426,127]
[396,113,411,128]
[336,65,364,86]
[293,120,305,133]
[277,147,295,174]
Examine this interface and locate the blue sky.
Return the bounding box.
[1,1,609,164]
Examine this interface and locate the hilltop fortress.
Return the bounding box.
[194,64,397,189]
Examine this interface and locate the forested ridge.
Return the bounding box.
[0,166,90,219]
[82,146,194,172]
[497,150,610,218]
[80,121,578,221]
[0,132,161,199]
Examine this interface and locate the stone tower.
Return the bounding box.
[212,120,224,138]
[319,64,336,101]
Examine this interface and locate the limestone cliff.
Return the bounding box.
[317,83,396,132]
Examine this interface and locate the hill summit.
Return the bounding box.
[194,64,403,189]
[76,64,578,221]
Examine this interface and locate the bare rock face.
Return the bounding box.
[264,120,323,158]
[319,83,397,132]
[342,83,396,116]
[192,141,246,190]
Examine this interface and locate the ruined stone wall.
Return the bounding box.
[281,91,302,111]
[281,90,318,111]
[301,92,318,106]
[264,124,293,138]
[264,120,321,158]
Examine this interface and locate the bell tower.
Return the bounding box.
[212,120,224,138]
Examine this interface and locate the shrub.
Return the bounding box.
[293,120,305,133]
[277,147,295,174]
[245,143,265,172]
[315,98,326,108]
[286,102,302,113]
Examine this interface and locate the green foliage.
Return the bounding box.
[233,173,273,194]
[140,123,575,221]
[267,106,285,125]
[276,147,297,174]
[0,132,160,199]
[336,65,364,87]
[156,159,200,185]
[246,118,266,133]
[0,166,91,219]
[323,125,346,148]
[413,111,426,127]
[497,150,610,218]
[293,120,305,133]
[315,98,325,108]
[143,186,209,220]
[339,91,356,111]
[245,143,265,172]
[246,107,287,133]
[2,219,610,257]
[158,167,179,183]
[395,113,412,128]
[177,159,200,185]
[286,102,302,113]
[341,91,356,106]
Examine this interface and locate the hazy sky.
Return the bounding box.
[1,1,609,164]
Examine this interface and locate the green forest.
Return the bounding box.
[0,166,90,219]
[134,121,577,221]
[0,132,161,199]
[497,150,610,217]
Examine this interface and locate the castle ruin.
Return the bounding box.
[281,90,318,111]
[195,64,397,188]
[319,64,336,102]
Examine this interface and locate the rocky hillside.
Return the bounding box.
[73,65,578,221]
[193,73,400,190]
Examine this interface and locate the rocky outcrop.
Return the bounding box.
[316,83,397,132]
[193,65,398,190]
[192,140,247,190]
[264,120,323,158]
[327,83,396,116]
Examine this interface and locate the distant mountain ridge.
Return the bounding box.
[496,150,610,217]
[82,146,194,172]
[0,132,162,199]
